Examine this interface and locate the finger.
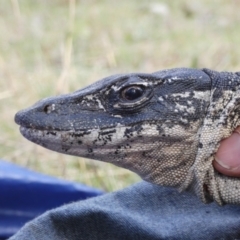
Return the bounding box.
[213,126,240,177]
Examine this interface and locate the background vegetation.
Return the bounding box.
[1,0,240,191]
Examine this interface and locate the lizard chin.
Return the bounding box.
[19,123,197,189]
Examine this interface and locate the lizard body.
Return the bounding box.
[15,68,240,205]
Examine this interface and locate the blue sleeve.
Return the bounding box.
[9,181,240,240]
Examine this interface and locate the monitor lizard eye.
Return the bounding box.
[112,83,152,111]
[121,86,144,101]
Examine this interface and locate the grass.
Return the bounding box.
[1,0,240,191]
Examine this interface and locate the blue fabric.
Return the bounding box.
[0,161,103,239]
[9,181,240,240]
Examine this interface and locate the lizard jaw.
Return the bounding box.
[19,126,116,158]
[19,122,197,189]
[19,124,150,162]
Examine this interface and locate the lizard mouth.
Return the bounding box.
[18,124,129,155]
[19,126,61,144]
[18,124,147,165]
[18,126,99,157]
[19,126,92,143]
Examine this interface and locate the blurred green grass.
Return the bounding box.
[0,0,240,191]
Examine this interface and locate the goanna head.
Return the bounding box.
[15,68,240,205]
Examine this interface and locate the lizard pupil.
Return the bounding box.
[122,86,144,101]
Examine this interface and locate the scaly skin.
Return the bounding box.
[15,68,240,205]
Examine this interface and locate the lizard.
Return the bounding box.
[14,68,240,205]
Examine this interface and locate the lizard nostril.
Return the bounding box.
[43,105,50,113]
[43,104,55,114]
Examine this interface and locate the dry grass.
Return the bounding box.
[1,0,240,191]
